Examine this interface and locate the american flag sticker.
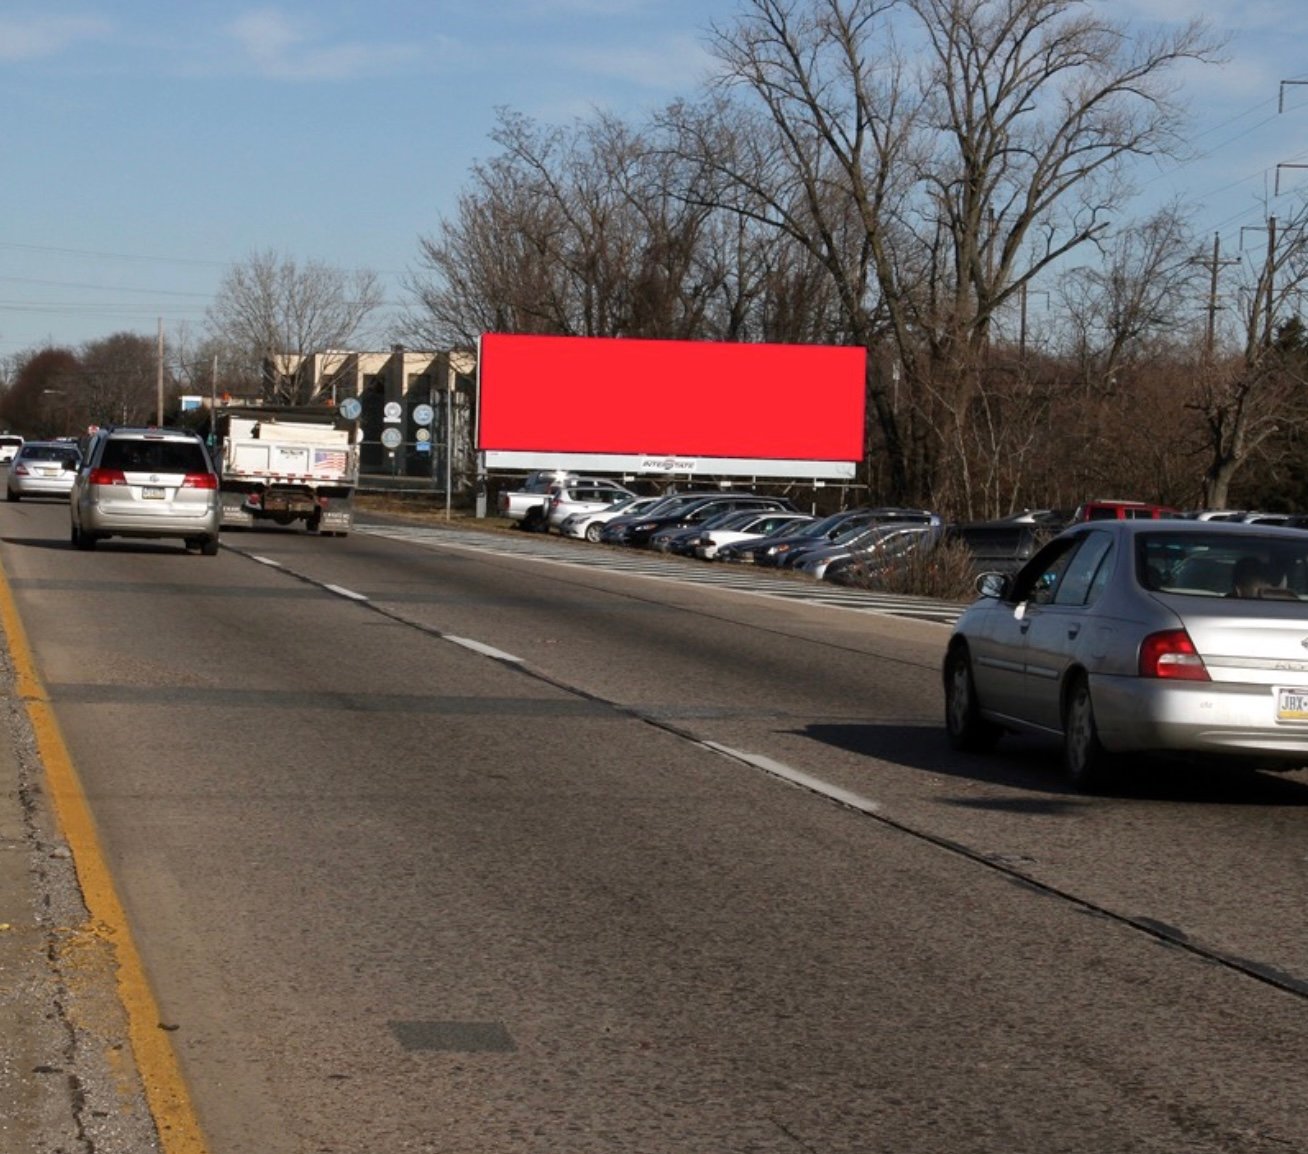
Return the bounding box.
[313,449,349,473]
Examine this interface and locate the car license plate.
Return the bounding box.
[141,486,166,500]
[1276,687,1308,721]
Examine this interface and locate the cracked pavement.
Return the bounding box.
[0,642,163,1154]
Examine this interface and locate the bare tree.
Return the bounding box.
[1055,206,1206,392]
[1190,204,1308,508]
[667,0,1224,504]
[207,250,385,402]
[79,332,164,427]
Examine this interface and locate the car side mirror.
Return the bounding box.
[976,571,1009,599]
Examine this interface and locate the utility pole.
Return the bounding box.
[1241,217,1281,351]
[156,318,165,426]
[1264,216,1277,350]
[1279,79,1308,114]
[1192,234,1239,362]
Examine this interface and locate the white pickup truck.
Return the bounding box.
[497,472,635,532]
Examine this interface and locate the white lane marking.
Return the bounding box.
[251,555,283,568]
[701,742,882,816]
[324,583,369,601]
[355,524,965,626]
[446,635,525,663]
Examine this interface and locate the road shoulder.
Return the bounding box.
[0,603,164,1153]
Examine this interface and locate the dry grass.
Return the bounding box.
[835,537,980,601]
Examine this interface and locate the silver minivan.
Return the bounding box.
[70,427,222,554]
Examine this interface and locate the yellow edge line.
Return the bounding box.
[0,560,210,1154]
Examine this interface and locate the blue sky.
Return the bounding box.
[2,0,1306,359]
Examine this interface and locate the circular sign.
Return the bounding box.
[383,401,403,423]
[380,428,403,450]
[338,397,362,421]
[412,403,435,427]
[415,428,432,443]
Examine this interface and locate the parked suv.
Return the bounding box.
[70,427,222,554]
[545,477,637,532]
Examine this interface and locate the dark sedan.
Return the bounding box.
[601,493,797,548]
[649,508,770,555]
[762,507,938,569]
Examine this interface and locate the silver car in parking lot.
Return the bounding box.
[943,519,1308,789]
[70,426,221,554]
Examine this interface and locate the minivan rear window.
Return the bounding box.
[101,440,209,474]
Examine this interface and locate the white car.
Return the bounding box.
[559,494,661,541]
[693,511,814,560]
[0,434,24,464]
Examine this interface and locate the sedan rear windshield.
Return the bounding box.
[20,445,79,464]
[1138,532,1308,599]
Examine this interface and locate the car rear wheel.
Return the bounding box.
[1063,675,1113,791]
[944,645,1001,752]
[72,525,96,551]
[6,490,17,502]
[200,537,220,556]
[585,522,603,543]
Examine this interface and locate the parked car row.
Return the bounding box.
[602,491,802,548]
[499,478,1308,604]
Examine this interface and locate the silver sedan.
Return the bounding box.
[6,440,80,501]
[943,519,1308,789]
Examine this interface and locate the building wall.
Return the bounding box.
[267,348,477,490]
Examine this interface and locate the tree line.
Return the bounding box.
[5,0,1308,518]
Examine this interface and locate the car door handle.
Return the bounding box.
[1067,624,1081,640]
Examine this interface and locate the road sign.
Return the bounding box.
[339,397,362,421]
[380,427,403,449]
[383,401,403,423]
[415,428,431,443]
[412,403,435,427]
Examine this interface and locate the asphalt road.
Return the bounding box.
[3,500,1308,1154]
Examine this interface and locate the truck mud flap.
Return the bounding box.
[219,495,255,527]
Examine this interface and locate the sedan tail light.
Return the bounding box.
[1139,629,1210,681]
[181,473,219,490]
[88,468,127,486]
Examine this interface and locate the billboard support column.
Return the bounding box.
[475,451,487,518]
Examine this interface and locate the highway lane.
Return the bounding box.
[2,499,1307,1154]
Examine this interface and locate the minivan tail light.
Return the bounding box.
[89,468,127,486]
[182,473,218,490]
[1139,629,1210,681]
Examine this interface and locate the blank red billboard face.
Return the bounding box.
[477,334,865,471]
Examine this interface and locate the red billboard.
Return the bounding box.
[477,333,865,479]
